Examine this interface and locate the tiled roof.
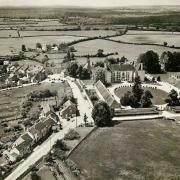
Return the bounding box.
[43,117,56,127]
[15,141,29,153]
[110,64,135,71]
[63,100,76,108]
[28,126,38,136]
[21,133,33,143]
[95,80,118,108]
[35,122,46,131]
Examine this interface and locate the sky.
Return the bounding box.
[0,0,180,7]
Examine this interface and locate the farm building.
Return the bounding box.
[94,80,120,109]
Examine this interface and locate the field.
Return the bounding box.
[20,30,116,37]
[0,35,86,55]
[0,30,116,38]
[114,86,168,105]
[110,30,180,47]
[70,119,180,180]
[74,39,180,60]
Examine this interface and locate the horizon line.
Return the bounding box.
[0,4,180,8]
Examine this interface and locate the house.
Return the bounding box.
[3,116,57,162]
[61,100,77,119]
[28,126,40,142]
[3,132,34,162]
[104,63,145,83]
[94,80,120,109]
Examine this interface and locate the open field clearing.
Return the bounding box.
[0,30,116,38]
[110,34,180,47]
[0,36,85,55]
[0,30,18,37]
[127,30,180,35]
[0,82,71,123]
[70,120,180,180]
[74,39,180,60]
[114,86,168,105]
[20,30,116,37]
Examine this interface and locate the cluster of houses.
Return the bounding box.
[3,98,78,163]
[4,62,47,86]
[3,102,59,163]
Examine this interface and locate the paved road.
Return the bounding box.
[5,78,94,180]
[67,79,94,124]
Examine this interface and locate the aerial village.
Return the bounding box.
[0,5,180,180]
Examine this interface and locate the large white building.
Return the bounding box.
[105,63,145,83]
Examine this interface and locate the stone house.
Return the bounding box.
[61,100,77,119]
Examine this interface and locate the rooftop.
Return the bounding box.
[63,100,76,108]
[110,64,135,72]
[95,80,119,108]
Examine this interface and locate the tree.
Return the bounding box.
[22,44,26,51]
[64,129,80,140]
[165,89,180,106]
[163,42,168,46]
[105,57,117,65]
[94,61,104,68]
[120,78,153,108]
[46,44,52,51]
[27,109,40,121]
[120,91,132,106]
[30,171,41,180]
[132,76,144,107]
[97,49,104,57]
[94,67,106,85]
[80,68,91,80]
[160,51,175,71]
[157,76,161,81]
[36,43,42,49]
[66,62,78,78]
[140,90,153,108]
[42,55,49,64]
[120,56,128,64]
[92,101,112,127]
[66,50,71,61]
[138,50,161,74]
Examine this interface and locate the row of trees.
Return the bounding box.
[138,50,180,74]
[66,62,91,80]
[165,89,180,106]
[138,50,161,74]
[161,51,180,72]
[121,77,153,108]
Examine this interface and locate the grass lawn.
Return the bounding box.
[70,119,180,180]
[65,127,95,150]
[114,86,168,105]
[23,166,56,180]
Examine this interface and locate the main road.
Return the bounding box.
[5,78,94,180]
